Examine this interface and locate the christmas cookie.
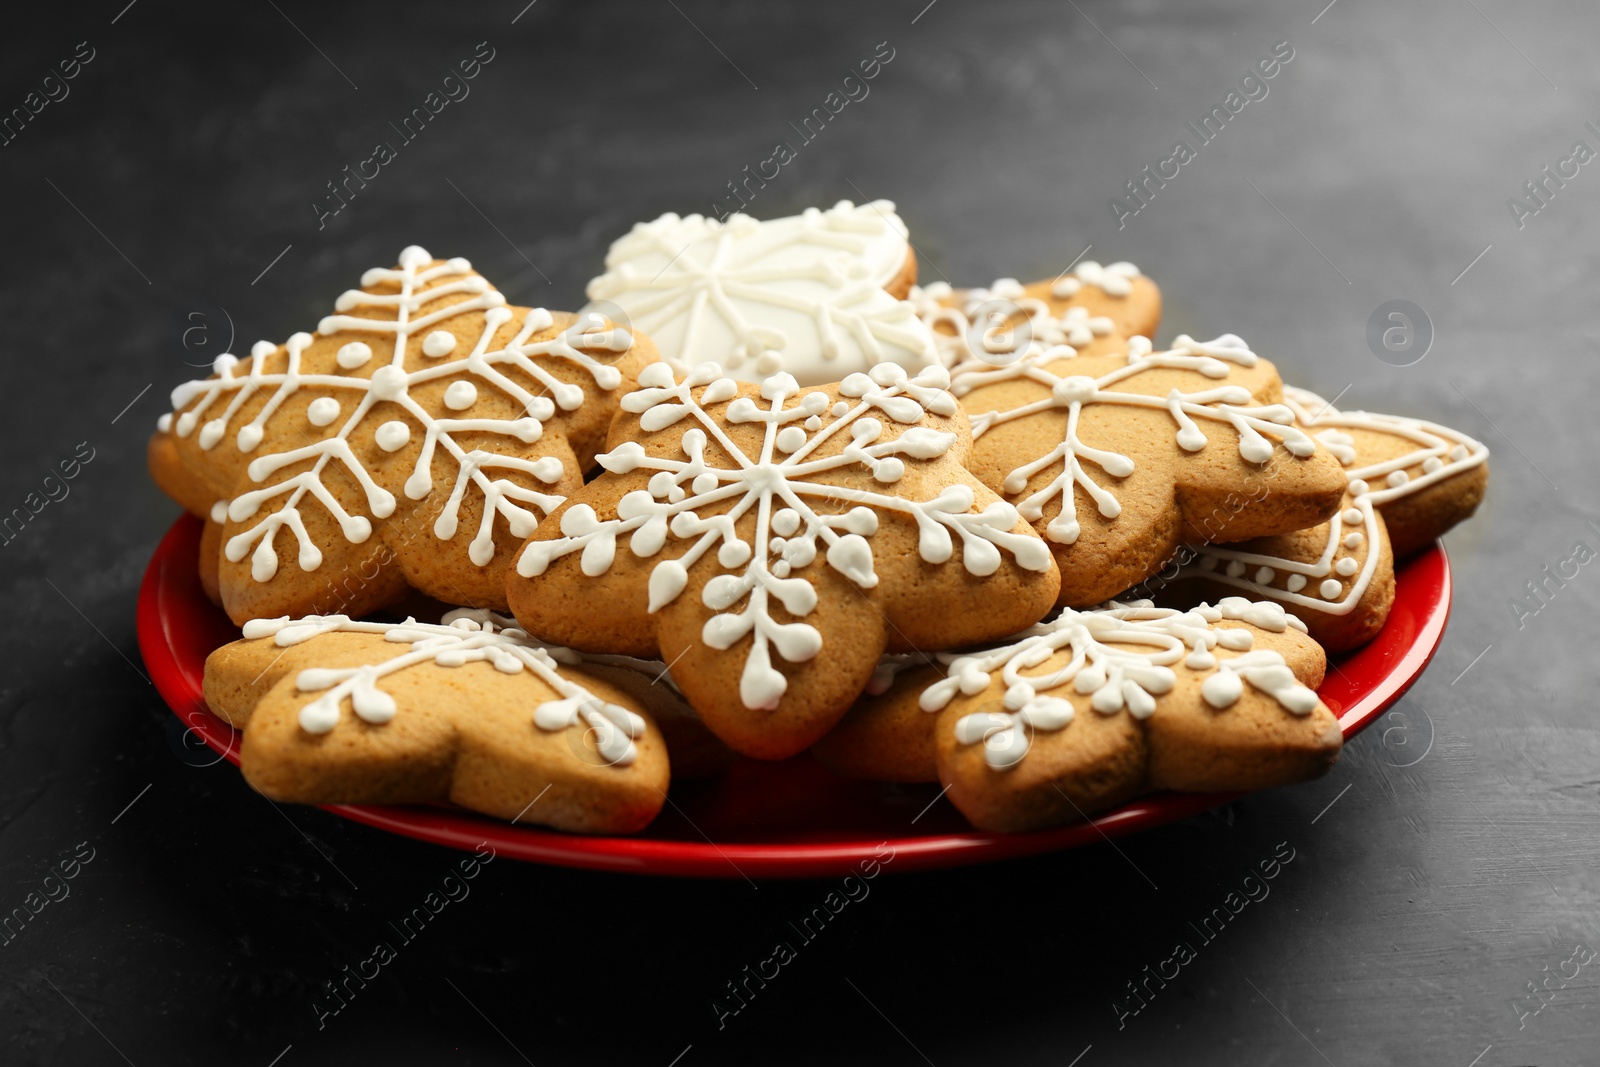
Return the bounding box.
[950,333,1349,607]
[582,201,936,385]
[149,246,653,625]
[1165,386,1488,650]
[815,599,1339,832]
[912,278,1130,369]
[202,609,702,833]
[506,360,1060,760]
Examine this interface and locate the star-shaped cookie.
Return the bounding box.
[949,332,1350,606]
[1163,386,1489,650]
[814,599,1339,832]
[582,201,934,385]
[149,246,654,624]
[203,609,706,833]
[506,360,1061,759]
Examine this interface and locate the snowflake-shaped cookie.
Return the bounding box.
[507,360,1061,759]
[817,598,1339,832]
[149,246,652,624]
[203,608,700,833]
[1169,386,1489,650]
[582,201,936,386]
[950,332,1348,606]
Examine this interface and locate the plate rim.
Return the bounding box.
[137,514,1451,879]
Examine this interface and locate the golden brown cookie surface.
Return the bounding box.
[151,247,653,625]
[1161,386,1487,650]
[203,609,693,834]
[817,599,1338,832]
[507,361,1061,760]
[950,334,1349,607]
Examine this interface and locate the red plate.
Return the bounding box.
[137,515,1450,879]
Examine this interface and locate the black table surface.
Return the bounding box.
[2,1,1595,1063]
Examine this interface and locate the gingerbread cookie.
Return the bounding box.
[912,278,1130,369]
[1163,386,1488,651]
[1027,260,1160,339]
[582,201,936,385]
[149,247,653,625]
[506,360,1060,760]
[949,332,1349,607]
[815,599,1338,832]
[203,609,704,833]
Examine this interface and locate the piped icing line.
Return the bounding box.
[583,201,937,383]
[161,247,635,581]
[949,333,1318,545]
[240,608,647,764]
[1179,387,1489,615]
[1189,494,1383,615]
[915,598,1316,771]
[517,360,1053,712]
[1281,385,1490,506]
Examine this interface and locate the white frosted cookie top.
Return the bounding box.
[582,200,937,387]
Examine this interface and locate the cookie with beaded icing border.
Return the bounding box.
[149,246,654,626]
[814,599,1337,832]
[202,609,714,834]
[581,200,936,386]
[948,330,1349,607]
[505,359,1061,760]
[1163,386,1487,651]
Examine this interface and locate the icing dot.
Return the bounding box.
[1336,556,1360,576]
[369,365,408,401]
[772,508,800,536]
[1254,566,1276,585]
[336,341,373,369]
[375,420,411,452]
[1449,444,1469,461]
[1286,574,1307,592]
[1343,532,1364,549]
[776,426,807,453]
[1387,470,1410,488]
[1347,479,1370,498]
[1225,560,1246,578]
[1343,508,1364,525]
[1199,555,1218,571]
[307,397,341,427]
[1319,579,1343,599]
[444,380,478,410]
[831,401,850,418]
[422,330,458,358]
[1423,457,1443,473]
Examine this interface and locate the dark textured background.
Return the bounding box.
[2,1,1596,1064]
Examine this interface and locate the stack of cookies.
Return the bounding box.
[149,201,1488,836]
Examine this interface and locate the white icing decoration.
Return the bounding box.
[1181,384,1489,616]
[1255,566,1275,584]
[910,280,1119,369]
[375,420,411,452]
[517,360,1051,711]
[583,201,936,386]
[950,333,1317,545]
[336,341,373,369]
[1049,261,1141,299]
[307,397,341,427]
[160,249,635,579]
[422,330,457,358]
[241,609,648,764]
[444,380,478,410]
[917,599,1315,770]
